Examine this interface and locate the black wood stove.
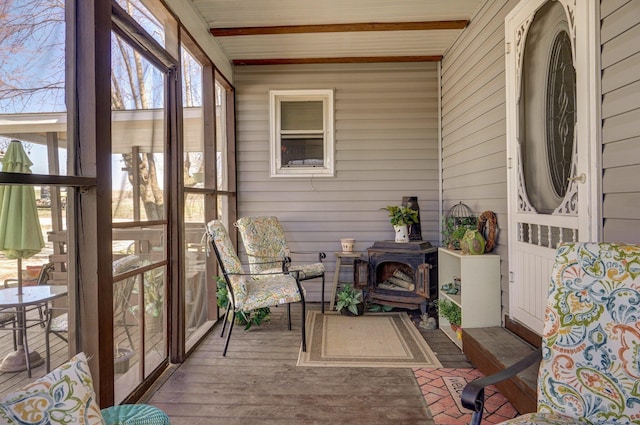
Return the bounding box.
[355,240,438,314]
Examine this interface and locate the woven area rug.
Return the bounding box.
[297,311,443,368]
[414,368,519,424]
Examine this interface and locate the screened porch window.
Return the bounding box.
[269,89,334,177]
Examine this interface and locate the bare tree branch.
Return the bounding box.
[0,0,65,112]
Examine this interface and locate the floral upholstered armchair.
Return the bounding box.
[235,216,326,312]
[206,220,306,356]
[0,352,169,424]
[45,255,141,373]
[462,242,640,425]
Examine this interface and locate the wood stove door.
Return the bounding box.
[415,263,431,299]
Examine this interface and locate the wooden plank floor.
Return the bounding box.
[147,303,471,425]
[1,303,472,423]
[0,309,69,394]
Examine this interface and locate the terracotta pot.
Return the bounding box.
[450,324,463,340]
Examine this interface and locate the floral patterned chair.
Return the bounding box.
[45,255,140,372]
[0,352,169,425]
[0,309,17,351]
[206,220,306,356]
[462,242,640,425]
[235,216,326,312]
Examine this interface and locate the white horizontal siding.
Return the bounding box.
[234,62,439,301]
[440,0,519,318]
[601,0,640,244]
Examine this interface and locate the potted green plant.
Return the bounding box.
[436,298,462,339]
[444,219,477,250]
[383,205,419,243]
[366,302,393,312]
[335,283,364,316]
[216,277,271,329]
[125,262,164,333]
[142,267,164,332]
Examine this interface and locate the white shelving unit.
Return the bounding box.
[438,248,501,348]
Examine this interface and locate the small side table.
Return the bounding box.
[329,252,362,312]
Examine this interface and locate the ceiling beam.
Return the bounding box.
[233,56,442,66]
[212,20,468,37]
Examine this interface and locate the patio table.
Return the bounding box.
[0,285,68,377]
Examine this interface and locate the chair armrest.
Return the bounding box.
[243,253,291,272]
[4,279,17,288]
[289,251,326,263]
[245,253,286,262]
[227,270,301,279]
[45,306,68,321]
[461,347,541,425]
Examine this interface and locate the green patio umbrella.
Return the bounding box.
[0,140,46,373]
[0,140,45,296]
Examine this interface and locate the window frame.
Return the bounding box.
[269,89,335,177]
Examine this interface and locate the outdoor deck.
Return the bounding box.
[0,307,164,400]
[0,309,69,392]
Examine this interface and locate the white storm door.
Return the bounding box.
[505,0,599,333]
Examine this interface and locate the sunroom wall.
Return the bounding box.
[442,0,640,325]
[440,1,519,317]
[600,0,640,243]
[234,62,440,302]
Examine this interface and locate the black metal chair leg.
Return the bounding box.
[20,309,31,378]
[45,309,51,373]
[221,307,230,337]
[11,317,17,351]
[121,309,135,349]
[287,304,292,330]
[301,301,306,352]
[222,311,236,356]
[321,275,325,314]
[38,306,45,328]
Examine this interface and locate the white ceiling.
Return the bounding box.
[189,0,484,63]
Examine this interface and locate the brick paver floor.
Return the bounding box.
[414,368,519,425]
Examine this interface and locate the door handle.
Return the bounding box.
[567,173,586,184]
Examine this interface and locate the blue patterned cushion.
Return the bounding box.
[499,412,585,424]
[0,352,104,424]
[101,404,169,425]
[503,243,640,424]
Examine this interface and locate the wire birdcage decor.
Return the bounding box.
[443,202,477,250]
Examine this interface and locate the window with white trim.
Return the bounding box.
[269,89,334,177]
